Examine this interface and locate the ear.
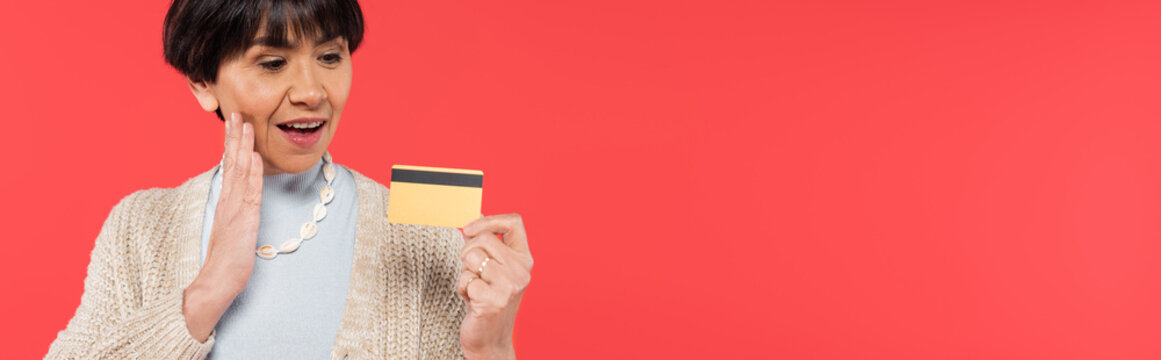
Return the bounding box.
[186,76,220,112]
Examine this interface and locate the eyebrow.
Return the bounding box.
[251,34,341,50]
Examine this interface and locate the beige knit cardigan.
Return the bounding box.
[45,165,467,359]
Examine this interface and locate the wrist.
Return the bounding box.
[463,342,515,360]
[199,255,251,296]
[183,281,227,342]
[183,264,246,342]
[189,267,241,304]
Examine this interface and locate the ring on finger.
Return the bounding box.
[466,274,479,288]
[477,257,492,276]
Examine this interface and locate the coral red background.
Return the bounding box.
[3,0,1160,359]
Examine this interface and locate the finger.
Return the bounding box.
[464,213,529,253]
[470,234,533,288]
[464,272,517,315]
[464,233,531,272]
[456,270,478,300]
[245,152,263,206]
[461,247,497,278]
[235,121,254,183]
[461,232,505,263]
[222,113,230,145]
[221,113,241,182]
[466,245,531,297]
[464,271,493,302]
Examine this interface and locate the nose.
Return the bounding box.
[288,61,327,109]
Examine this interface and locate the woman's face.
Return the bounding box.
[190,31,352,175]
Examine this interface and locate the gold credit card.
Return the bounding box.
[387,164,483,228]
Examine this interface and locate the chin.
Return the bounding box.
[266,151,326,175]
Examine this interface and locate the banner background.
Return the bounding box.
[2,0,1160,358]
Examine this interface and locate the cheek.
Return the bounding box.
[216,67,285,118]
[237,79,285,117]
[326,69,353,112]
[222,78,284,152]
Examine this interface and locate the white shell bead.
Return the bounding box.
[256,152,335,260]
[280,238,302,253]
[320,186,335,204]
[257,245,278,259]
[323,163,336,184]
[300,222,318,240]
[313,203,327,222]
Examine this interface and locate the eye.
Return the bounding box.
[319,53,343,65]
[259,58,286,71]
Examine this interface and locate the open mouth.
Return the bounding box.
[277,120,326,136]
[277,119,328,147]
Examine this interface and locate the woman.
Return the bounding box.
[44,0,532,358]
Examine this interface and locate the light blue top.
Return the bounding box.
[199,158,358,359]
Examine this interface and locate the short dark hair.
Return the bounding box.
[163,0,364,120]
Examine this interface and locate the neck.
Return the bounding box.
[261,158,325,196]
[262,158,323,176]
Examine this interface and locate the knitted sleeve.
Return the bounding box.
[418,226,468,359]
[45,192,215,359]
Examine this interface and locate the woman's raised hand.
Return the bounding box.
[204,112,264,291]
[183,112,264,342]
[457,214,534,360]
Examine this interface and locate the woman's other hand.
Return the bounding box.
[183,112,264,342]
[456,213,534,360]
